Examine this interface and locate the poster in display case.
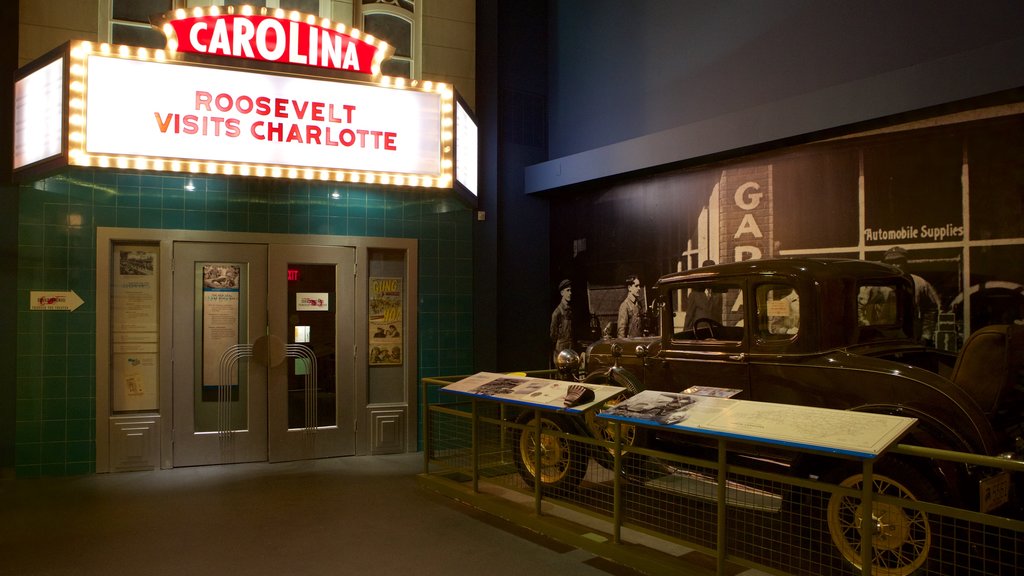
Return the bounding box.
[369,277,403,365]
[110,245,159,411]
[201,264,241,388]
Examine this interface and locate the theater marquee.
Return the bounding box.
[14,10,457,188]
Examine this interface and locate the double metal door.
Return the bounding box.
[171,242,356,466]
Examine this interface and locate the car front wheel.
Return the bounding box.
[513,412,587,492]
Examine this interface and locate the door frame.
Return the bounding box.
[95,228,418,472]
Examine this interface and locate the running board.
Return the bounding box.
[644,468,783,513]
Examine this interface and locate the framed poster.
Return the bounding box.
[369,277,403,365]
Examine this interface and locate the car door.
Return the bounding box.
[660,279,751,398]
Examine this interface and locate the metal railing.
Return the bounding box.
[421,374,1024,576]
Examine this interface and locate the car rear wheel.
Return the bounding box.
[826,461,938,576]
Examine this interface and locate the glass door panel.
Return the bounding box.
[194,261,251,433]
[286,263,338,430]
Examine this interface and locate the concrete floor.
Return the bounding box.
[0,453,646,576]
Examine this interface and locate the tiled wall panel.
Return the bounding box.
[16,167,474,476]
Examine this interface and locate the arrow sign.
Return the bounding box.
[30,290,85,311]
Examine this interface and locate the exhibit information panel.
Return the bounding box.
[599,390,917,459]
[443,372,624,413]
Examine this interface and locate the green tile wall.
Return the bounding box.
[15,167,474,477]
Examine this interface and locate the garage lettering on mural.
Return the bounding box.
[733,181,764,262]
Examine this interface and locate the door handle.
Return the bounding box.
[253,334,287,367]
[728,353,746,361]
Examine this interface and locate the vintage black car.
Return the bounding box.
[513,258,1023,575]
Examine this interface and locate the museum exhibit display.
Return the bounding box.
[423,258,1023,575]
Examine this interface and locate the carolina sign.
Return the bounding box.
[160,10,388,75]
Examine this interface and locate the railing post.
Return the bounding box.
[534,408,543,515]
[612,421,623,544]
[716,439,728,575]
[471,397,480,493]
[860,459,875,576]
[421,378,429,474]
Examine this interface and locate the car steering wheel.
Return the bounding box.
[693,318,723,340]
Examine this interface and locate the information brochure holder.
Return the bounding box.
[597,390,918,576]
[441,372,625,509]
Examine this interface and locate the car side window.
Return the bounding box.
[670,283,744,342]
[756,284,800,339]
[857,285,898,327]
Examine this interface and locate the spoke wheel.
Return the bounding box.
[827,471,933,576]
[514,414,586,490]
[585,398,637,453]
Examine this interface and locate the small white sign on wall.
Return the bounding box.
[30,290,84,311]
[297,293,329,311]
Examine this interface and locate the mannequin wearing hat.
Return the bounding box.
[550,279,573,359]
[882,247,941,345]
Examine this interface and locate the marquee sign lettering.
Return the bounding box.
[157,6,391,75]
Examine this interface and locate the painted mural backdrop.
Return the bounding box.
[550,112,1024,353]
